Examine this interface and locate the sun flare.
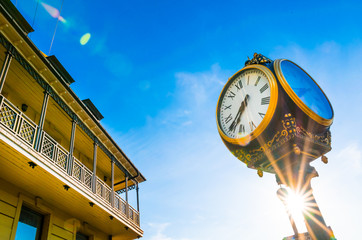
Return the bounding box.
[286,190,308,232]
[277,187,309,233]
[285,190,306,216]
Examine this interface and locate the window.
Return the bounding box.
[76,232,89,240]
[15,206,43,240]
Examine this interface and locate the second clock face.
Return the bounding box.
[218,68,272,139]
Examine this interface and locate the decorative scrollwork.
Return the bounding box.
[117,185,136,194]
[296,125,331,147]
[231,113,296,167]
[282,113,296,134]
[232,149,251,163]
[245,53,272,66]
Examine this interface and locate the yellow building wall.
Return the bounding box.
[0,178,109,240]
[0,200,15,239]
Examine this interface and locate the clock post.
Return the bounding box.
[216,53,336,240]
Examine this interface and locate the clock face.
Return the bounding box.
[217,65,277,143]
[274,59,333,126]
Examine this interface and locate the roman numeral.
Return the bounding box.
[249,121,257,131]
[254,76,261,86]
[227,91,236,100]
[225,114,232,124]
[258,112,265,119]
[224,105,231,110]
[260,84,269,93]
[235,80,243,90]
[239,124,245,134]
[261,96,270,105]
[247,76,250,85]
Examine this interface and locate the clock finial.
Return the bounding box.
[245,53,272,66]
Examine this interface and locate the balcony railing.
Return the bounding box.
[0,95,37,146]
[73,157,93,190]
[0,95,140,226]
[41,131,69,172]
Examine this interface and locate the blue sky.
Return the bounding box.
[12,0,362,239]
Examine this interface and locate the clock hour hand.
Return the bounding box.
[228,94,249,132]
[239,94,249,115]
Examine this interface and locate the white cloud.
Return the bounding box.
[336,142,362,173]
[148,223,172,240]
[175,63,225,106]
[147,223,192,240]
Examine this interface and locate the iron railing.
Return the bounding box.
[73,157,93,191]
[0,96,37,146]
[40,132,69,172]
[96,176,112,205]
[129,205,140,226]
[114,193,128,216]
[0,95,140,227]
[113,194,140,226]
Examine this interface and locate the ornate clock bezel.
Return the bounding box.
[216,64,279,145]
[274,59,334,126]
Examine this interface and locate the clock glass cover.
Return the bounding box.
[277,60,333,122]
[217,65,277,144]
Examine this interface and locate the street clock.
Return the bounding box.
[216,54,333,181]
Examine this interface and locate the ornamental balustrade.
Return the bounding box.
[0,94,139,226]
[96,176,112,205]
[115,193,128,216]
[40,131,69,172]
[0,95,37,146]
[114,193,140,226]
[129,205,140,226]
[72,157,93,190]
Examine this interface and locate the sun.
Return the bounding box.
[285,190,307,219]
[277,187,309,233]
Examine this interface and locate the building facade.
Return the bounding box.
[0,1,145,239]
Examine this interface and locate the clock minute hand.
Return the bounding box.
[228,109,241,132]
[234,94,249,128]
[239,94,250,115]
[228,94,250,132]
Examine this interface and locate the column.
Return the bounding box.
[67,118,77,176]
[302,184,334,240]
[136,182,139,212]
[0,49,13,94]
[277,187,299,236]
[111,158,115,207]
[125,175,129,217]
[92,141,98,193]
[35,90,50,151]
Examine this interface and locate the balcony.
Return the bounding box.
[0,94,140,228]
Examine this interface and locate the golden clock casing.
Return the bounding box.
[216,64,279,146]
[216,64,283,171]
[274,59,334,130]
[216,56,333,176]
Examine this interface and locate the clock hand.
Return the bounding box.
[239,94,249,115]
[229,94,250,132]
[233,94,249,132]
[228,109,241,132]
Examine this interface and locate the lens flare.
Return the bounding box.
[41,2,59,18]
[277,187,308,233]
[41,2,66,23]
[58,16,66,23]
[80,33,91,45]
[286,190,306,216]
[285,189,308,232]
